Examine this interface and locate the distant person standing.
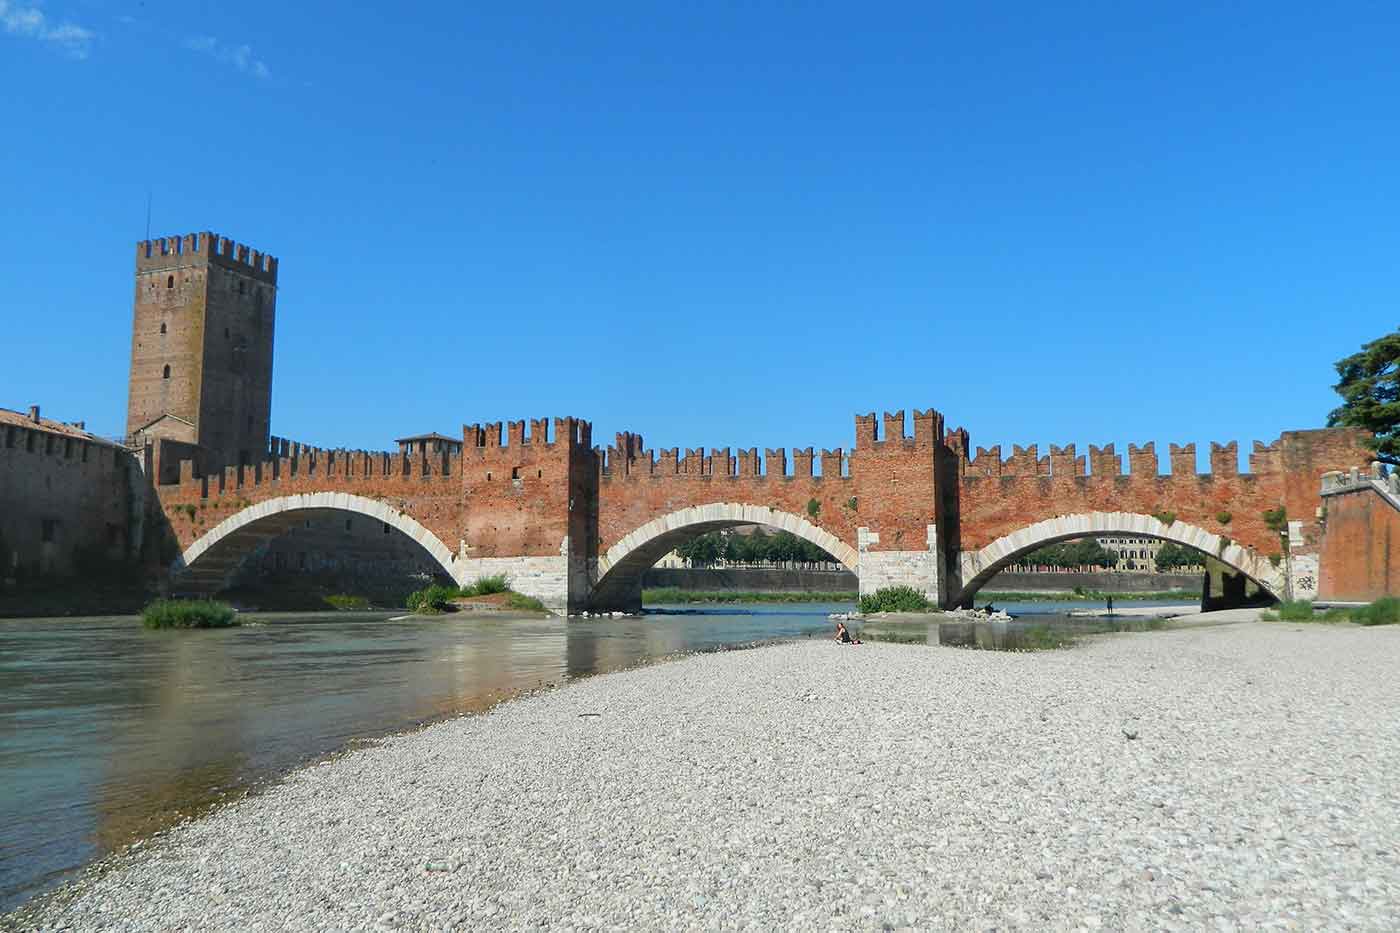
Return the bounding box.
[1106,595,1114,617]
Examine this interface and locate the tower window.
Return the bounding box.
[167,275,174,289]
[225,328,230,338]
[163,365,171,379]
[159,323,167,334]
[239,280,246,295]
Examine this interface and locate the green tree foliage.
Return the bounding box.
[1153,541,1201,572]
[675,528,836,567]
[1328,329,1400,464]
[1016,539,1119,570]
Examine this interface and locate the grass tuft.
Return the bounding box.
[858,586,932,614]
[142,599,237,629]
[1261,596,1400,625]
[460,575,510,597]
[505,592,548,612]
[1351,596,1400,626]
[323,594,370,611]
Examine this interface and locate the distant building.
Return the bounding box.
[394,432,463,456]
[1095,535,1203,573]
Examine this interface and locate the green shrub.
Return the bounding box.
[1216,510,1233,525]
[406,584,458,614]
[1276,600,1316,621]
[324,594,369,610]
[858,586,932,614]
[1152,510,1177,527]
[459,575,510,597]
[1262,507,1288,534]
[807,498,821,519]
[505,592,547,612]
[142,599,237,629]
[1351,597,1400,626]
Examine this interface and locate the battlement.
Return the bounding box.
[598,438,849,480]
[956,431,1291,479]
[462,417,591,452]
[854,408,944,448]
[136,231,278,282]
[158,432,473,497]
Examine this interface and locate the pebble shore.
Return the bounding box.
[11,621,1400,931]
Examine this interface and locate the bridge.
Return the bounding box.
[147,409,1370,613]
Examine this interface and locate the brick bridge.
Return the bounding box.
[150,409,1370,613]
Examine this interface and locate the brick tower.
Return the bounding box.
[126,232,277,469]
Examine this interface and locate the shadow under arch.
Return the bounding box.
[952,511,1284,608]
[590,503,859,612]
[171,492,457,594]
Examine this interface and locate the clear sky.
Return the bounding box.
[4,2,1397,471]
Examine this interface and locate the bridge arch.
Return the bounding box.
[952,511,1283,607]
[590,503,859,611]
[172,492,457,593]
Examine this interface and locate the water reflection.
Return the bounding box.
[0,604,842,911]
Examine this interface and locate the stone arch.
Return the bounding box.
[172,492,456,593]
[952,511,1283,607]
[590,503,859,611]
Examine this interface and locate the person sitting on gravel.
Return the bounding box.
[834,621,861,645]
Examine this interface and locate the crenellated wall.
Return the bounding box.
[137,406,1374,613]
[947,425,1370,602]
[1,408,143,581]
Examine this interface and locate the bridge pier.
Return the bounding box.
[856,524,944,607]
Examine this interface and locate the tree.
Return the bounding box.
[677,532,723,567]
[1328,329,1400,465]
[1154,541,1199,572]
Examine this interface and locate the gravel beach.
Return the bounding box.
[11,621,1400,931]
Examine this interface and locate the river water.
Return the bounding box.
[0,599,1190,912]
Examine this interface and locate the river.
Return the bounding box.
[0,599,1191,912]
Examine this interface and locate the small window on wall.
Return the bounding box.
[344,519,352,532]
[160,323,167,334]
[383,523,391,535]
[239,281,246,295]
[163,365,171,379]
[41,519,57,543]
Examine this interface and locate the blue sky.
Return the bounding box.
[4,2,1397,471]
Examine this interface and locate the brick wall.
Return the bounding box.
[1318,473,1400,602]
[128,233,277,471]
[0,417,141,580]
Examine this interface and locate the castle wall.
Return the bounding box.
[0,411,141,581]
[1317,469,1400,603]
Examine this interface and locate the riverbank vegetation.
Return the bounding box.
[1009,539,1118,572]
[643,588,857,604]
[141,599,238,629]
[673,529,841,568]
[323,594,370,610]
[857,586,933,613]
[978,588,1199,602]
[1261,597,1400,625]
[405,577,548,615]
